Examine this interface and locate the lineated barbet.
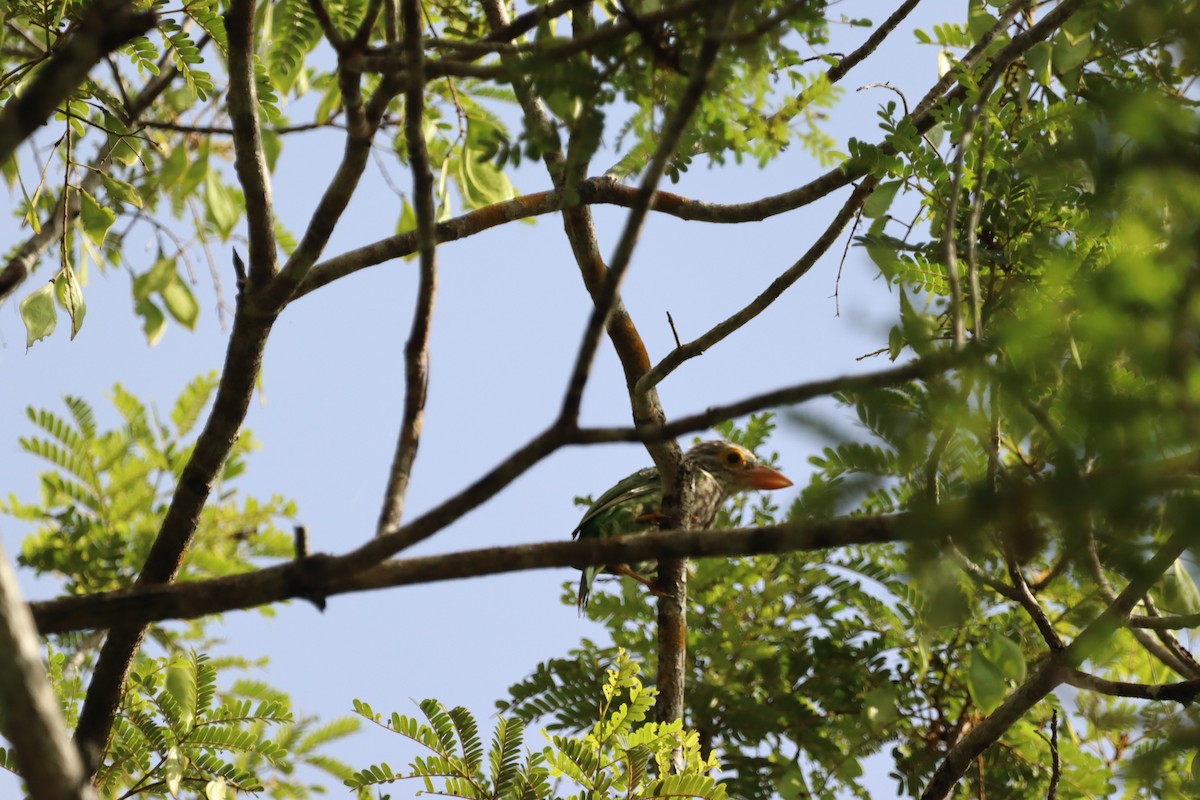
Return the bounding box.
[572,440,793,611]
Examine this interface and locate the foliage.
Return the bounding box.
[0,380,361,796]
[350,650,724,800]
[3,374,294,600]
[3,0,1200,798]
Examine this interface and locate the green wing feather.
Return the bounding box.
[574,466,663,611]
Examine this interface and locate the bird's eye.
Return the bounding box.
[724,449,744,467]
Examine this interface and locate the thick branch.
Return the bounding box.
[0,542,97,799]
[225,0,278,286]
[73,313,275,774]
[30,514,904,635]
[0,0,156,163]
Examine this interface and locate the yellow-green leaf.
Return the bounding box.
[133,257,177,301]
[19,283,57,348]
[985,635,1027,683]
[55,267,86,340]
[78,190,116,248]
[164,660,196,729]
[205,171,239,240]
[967,651,1006,713]
[863,180,901,219]
[136,298,167,345]
[101,173,143,209]
[1026,41,1053,87]
[165,746,183,797]
[161,277,199,329]
[104,112,142,167]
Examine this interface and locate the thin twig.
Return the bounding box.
[376,0,438,536]
[636,179,879,395]
[1046,711,1059,800]
[666,311,684,349]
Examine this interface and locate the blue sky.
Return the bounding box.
[0,3,953,794]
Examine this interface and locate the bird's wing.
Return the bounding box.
[571,466,660,540]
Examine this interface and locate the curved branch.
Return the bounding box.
[376,0,438,535]
[636,178,878,395]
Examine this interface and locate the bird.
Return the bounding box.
[572,440,793,611]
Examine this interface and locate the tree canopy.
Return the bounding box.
[2,0,1200,798]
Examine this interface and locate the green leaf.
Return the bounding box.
[1052,31,1091,75]
[165,746,184,797]
[1158,558,1200,615]
[159,142,188,188]
[204,172,239,240]
[136,298,167,345]
[133,257,178,302]
[19,283,57,348]
[458,149,516,208]
[161,278,200,330]
[1026,41,1053,87]
[78,190,116,248]
[397,196,416,235]
[863,180,901,219]
[164,659,197,729]
[104,113,142,166]
[967,0,998,43]
[984,636,1027,683]
[55,267,86,340]
[179,141,210,199]
[967,651,1006,713]
[101,174,143,209]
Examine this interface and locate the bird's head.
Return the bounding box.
[685,440,794,491]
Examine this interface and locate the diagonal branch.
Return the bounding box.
[920,527,1192,800]
[1084,531,1200,678]
[71,5,278,773]
[0,37,198,305]
[635,178,878,395]
[0,0,156,163]
[0,542,97,799]
[376,0,438,536]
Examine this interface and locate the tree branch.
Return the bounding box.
[1063,669,1200,705]
[635,178,878,395]
[0,38,193,305]
[225,0,278,287]
[0,542,97,799]
[30,514,905,635]
[376,0,438,535]
[1084,531,1200,678]
[0,0,156,163]
[920,527,1192,800]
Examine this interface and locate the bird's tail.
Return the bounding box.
[577,566,596,614]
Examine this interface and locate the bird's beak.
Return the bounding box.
[737,465,793,490]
